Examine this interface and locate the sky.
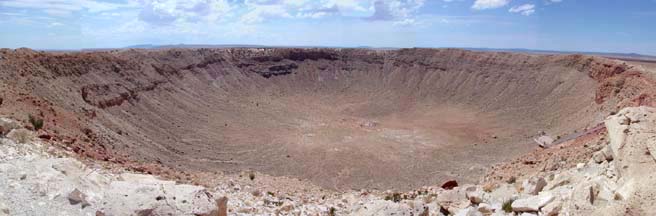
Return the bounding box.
[0,0,655,55]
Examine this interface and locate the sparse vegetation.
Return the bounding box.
[502,199,515,213]
[328,207,337,216]
[28,115,43,131]
[384,193,403,203]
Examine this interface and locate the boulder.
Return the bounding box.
[518,213,537,216]
[565,183,598,214]
[592,151,606,164]
[6,128,33,144]
[0,202,9,216]
[0,118,19,136]
[465,186,484,204]
[540,199,561,216]
[511,193,554,212]
[533,135,555,148]
[522,176,547,195]
[602,146,614,161]
[486,184,518,203]
[454,207,483,216]
[442,180,459,190]
[476,203,495,214]
[546,174,570,190]
[68,188,90,208]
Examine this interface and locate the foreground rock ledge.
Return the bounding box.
[1,106,656,215]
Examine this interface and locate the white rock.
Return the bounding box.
[534,135,554,148]
[511,193,554,212]
[486,184,518,203]
[546,174,570,190]
[0,118,19,136]
[540,199,561,216]
[0,201,9,216]
[576,163,585,169]
[465,186,484,204]
[566,182,597,213]
[614,179,634,201]
[477,203,494,214]
[6,128,33,144]
[602,146,614,161]
[523,176,547,195]
[455,206,483,216]
[592,151,606,163]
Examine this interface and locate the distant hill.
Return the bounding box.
[462,48,656,62]
[124,44,344,49]
[79,44,656,62]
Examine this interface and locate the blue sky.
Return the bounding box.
[0,0,655,55]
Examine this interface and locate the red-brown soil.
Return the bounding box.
[0,48,654,190]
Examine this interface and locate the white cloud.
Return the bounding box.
[0,0,136,16]
[296,8,334,19]
[509,4,535,16]
[393,18,416,26]
[48,22,64,27]
[321,0,368,12]
[138,0,233,25]
[471,0,510,10]
[366,0,425,26]
[240,4,292,23]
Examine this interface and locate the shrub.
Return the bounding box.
[502,199,515,213]
[384,193,403,203]
[28,115,44,131]
[329,207,337,216]
[248,172,255,181]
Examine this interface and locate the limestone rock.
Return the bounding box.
[511,193,554,212]
[454,206,483,216]
[592,151,606,163]
[534,135,554,148]
[567,182,598,213]
[476,203,494,214]
[522,176,547,195]
[518,213,537,216]
[6,128,33,144]
[0,202,9,216]
[540,199,561,216]
[546,174,570,190]
[602,146,614,161]
[0,118,19,136]
[465,186,484,204]
[68,188,90,208]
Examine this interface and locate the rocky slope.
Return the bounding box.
[1,106,655,215]
[1,48,654,190]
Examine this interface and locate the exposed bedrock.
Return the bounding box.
[0,48,654,190]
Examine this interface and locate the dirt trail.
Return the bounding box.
[0,48,654,190]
